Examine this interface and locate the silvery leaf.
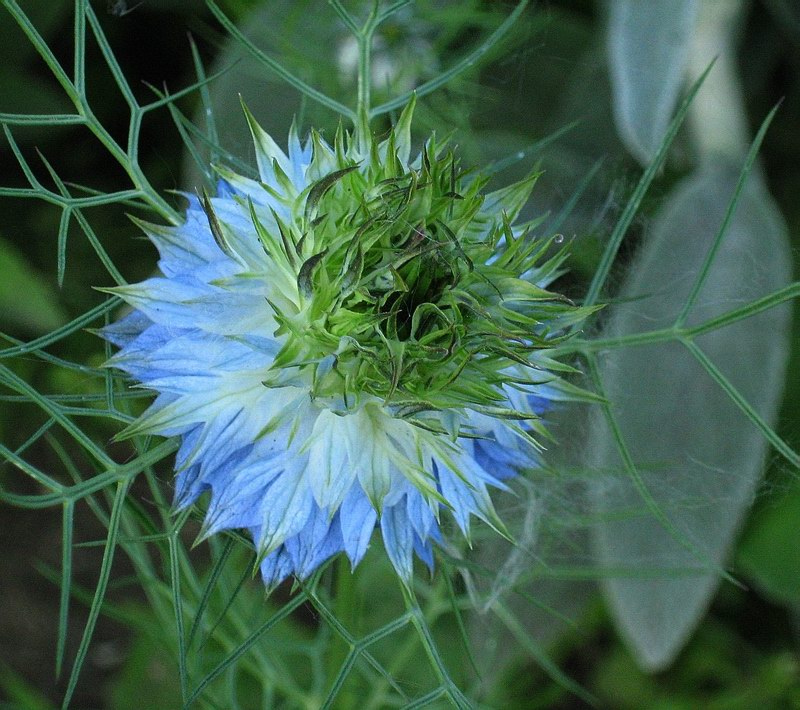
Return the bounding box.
[586,163,792,670]
[607,0,698,165]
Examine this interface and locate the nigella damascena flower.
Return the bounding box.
[102,98,590,585]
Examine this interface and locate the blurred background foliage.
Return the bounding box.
[0,0,799,707]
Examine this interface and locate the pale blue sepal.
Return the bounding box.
[215,179,237,199]
[284,507,344,578]
[174,425,203,472]
[434,455,500,537]
[381,500,414,580]
[306,409,359,510]
[241,101,294,188]
[118,321,179,353]
[147,215,222,279]
[435,465,474,535]
[118,331,267,384]
[174,420,261,506]
[135,392,183,437]
[111,277,274,338]
[473,439,530,480]
[208,197,270,270]
[256,463,316,555]
[234,334,282,358]
[186,409,255,477]
[339,486,377,568]
[287,121,312,189]
[257,540,296,587]
[202,455,285,534]
[182,451,256,524]
[174,461,203,508]
[404,482,437,540]
[105,324,185,380]
[304,132,338,182]
[98,310,151,348]
[213,167,293,220]
[380,468,410,510]
[412,533,435,573]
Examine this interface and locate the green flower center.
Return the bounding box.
[242,129,585,432]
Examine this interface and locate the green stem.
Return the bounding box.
[354,3,380,152]
[327,555,358,709]
[554,280,800,356]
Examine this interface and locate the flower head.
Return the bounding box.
[103,99,588,585]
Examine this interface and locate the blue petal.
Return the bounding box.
[338,485,377,567]
[175,425,203,468]
[208,197,269,269]
[472,438,530,481]
[203,454,285,533]
[405,486,436,539]
[528,393,551,415]
[137,392,183,437]
[434,458,492,535]
[116,322,178,357]
[256,463,315,553]
[99,310,151,347]
[257,542,295,587]
[174,461,204,508]
[380,500,414,579]
[412,533,435,572]
[115,331,268,392]
[147,211,224,278]
[284,507,344,578]
[112,276,274,338]
[287,127,312,188]
[216,179,238,199]
[191,409,255,475]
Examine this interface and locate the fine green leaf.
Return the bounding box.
[205,0,355,120]
[56,502,74,680]
[581,61,714,311]
[62,480,132,708]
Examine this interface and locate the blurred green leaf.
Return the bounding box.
[0,660,55,710]
[107,630,182,710]
[0,71,71,119]
[607,0,698,165]
[592,613,800,710]
[0,236,67,335]
[738,484,800,607]
[587,163,793,670]
[0,0,70,67]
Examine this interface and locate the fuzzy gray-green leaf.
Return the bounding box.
[607,0,699,165]
[586,164,792,671]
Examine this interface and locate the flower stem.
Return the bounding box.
[327,554,358,707]
[354,1,381,152]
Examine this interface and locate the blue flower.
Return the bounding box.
[103,100,589,585]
